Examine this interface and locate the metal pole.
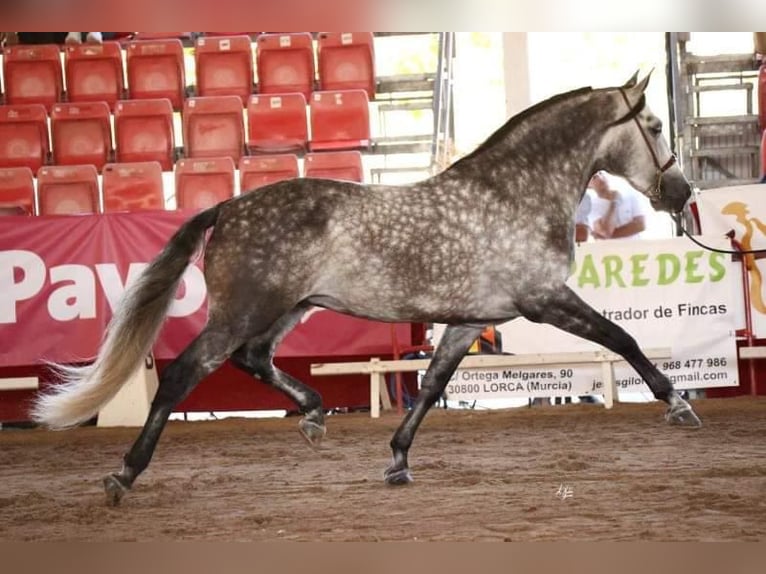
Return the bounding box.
[732,238,758,396]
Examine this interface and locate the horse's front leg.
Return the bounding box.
[384,324,485,485]
[519,285,701,427]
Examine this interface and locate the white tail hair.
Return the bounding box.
[30,205,221,429]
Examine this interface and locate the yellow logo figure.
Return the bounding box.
[722,201,766,314]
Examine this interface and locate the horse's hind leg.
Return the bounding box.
[103,327,245,506]
[230,306,326,446]
[385,324,484,485]
[519,285,701,427]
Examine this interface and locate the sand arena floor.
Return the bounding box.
[1,397,764,541]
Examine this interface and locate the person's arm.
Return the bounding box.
[610,215,646,238]
[575,223,590,242]
[593,198,618,238]
[610,189,648,239]
[574,194,591,242]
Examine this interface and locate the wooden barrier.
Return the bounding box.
[311,348,673,418]
[0,363,156,428]
[97,354,159,427]
[738,346,766,359]
[0,377,39,391]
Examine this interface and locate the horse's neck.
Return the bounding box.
[449,93,615,195]
[458,92,613,169]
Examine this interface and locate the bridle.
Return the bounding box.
[618,88,766,256]
[618,88,676,203]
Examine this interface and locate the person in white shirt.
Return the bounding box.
[588,171,648,240]
[574,190,592,242]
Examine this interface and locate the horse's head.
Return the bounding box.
[596,71,691,214]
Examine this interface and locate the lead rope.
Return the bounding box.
[672,213,766,256]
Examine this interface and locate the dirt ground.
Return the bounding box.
[1,397,765,541]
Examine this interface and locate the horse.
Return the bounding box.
[30,71,702,506]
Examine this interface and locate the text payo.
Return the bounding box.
[1,249,206,324]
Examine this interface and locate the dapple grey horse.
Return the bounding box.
[32,71,701,506]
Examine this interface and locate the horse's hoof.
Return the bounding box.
[103,474,128,507]
[384,467,414,486]
[298,418,327,448]
[665,404,702,428]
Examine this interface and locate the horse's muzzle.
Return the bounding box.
[658,178,692,214]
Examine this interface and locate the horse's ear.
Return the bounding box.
[623,69,651,92]
[622,70,640,88]
[621,69,653,111]
[635,69,653,93]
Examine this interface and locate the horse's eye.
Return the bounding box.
[649,125,663,136]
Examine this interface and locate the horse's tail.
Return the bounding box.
[30,205,222,429]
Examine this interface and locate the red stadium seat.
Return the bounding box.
[37,164,100,215]
[239,154,299,192]
[2,44,63,110]
[126,39,186,110]
[64,41,125,109]
[50,101,112,171]
[0,104,50,172]
[102,161,164,212]
[256,33,315,99]
[195,35,254,104]
[183,96,245,161]
[202,32,255,37]
[0,167,36,215]
[304,151,364,182]
[175,157,235,209]
[309,89,370,151]
[246,92,307,153]
[114,98,175,170]
[131,32,193,41]
[317,32,376,98]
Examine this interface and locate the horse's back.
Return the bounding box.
[203,175,571,324]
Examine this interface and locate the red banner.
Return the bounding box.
[0,211,413,367]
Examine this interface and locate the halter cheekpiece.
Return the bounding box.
[619,88,676,202]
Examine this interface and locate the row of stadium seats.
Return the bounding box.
[0,91,370,172]
[0,33,375,112]
[0,151,364,215]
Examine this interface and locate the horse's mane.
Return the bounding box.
[447,86,594,170]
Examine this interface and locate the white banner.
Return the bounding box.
[437,236,740,400]
[695,184,766,338]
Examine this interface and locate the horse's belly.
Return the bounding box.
[306,289,517,324]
